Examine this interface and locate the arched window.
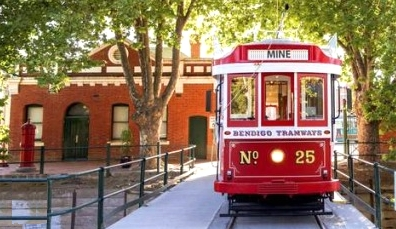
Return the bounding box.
[67,103,89,116]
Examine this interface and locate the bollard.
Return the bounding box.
[17,119,36,172]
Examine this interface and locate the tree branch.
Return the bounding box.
[135,17,154,103]
[115,32,141,104]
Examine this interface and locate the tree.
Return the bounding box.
[198,0,396,160]
[0,0,211,167]
[290,1,396,160]
[190,0,290,52]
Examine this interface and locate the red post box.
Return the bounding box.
[18,119,36,171]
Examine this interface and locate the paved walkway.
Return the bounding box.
[107,161,225,229]
[0,160,377,229]
[106,161,376,229]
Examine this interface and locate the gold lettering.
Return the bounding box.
[295,150,315,164]
[240,150,259,165]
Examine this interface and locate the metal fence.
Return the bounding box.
[0,144,196,229]
[333,140,396,229]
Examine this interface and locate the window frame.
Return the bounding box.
[227,74,258,127]
[160,106,168,139]
[297,73,328,126]
[261,73,294,126]
[26,104,43,141]
[112,104,130,140]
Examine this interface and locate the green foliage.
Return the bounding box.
[187,0,298,51]
[365,77,396,131]
[382,138,396,161]
[1,0,103,88]
[1,0,210,162]
[120,129,133,156]
[0,120,10,161]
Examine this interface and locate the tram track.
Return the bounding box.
[314,214,326,229]
[222,214,327,229]
[209,200,334,229]
[225,216,236,229]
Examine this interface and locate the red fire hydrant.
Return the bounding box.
[17,119,36,172]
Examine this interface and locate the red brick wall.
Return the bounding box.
[10,84,133,149]
[167,84,215,149]
[9,82,215,159]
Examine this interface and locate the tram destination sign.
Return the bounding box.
[248,49,309,61]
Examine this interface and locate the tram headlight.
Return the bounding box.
[271,149,285,163]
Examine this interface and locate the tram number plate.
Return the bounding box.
[295,150,315,164]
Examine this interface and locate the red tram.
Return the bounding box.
[212,38,341,215]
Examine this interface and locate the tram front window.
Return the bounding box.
[300,76,324,120]
[230,76,255,120]
[264,75,292,121]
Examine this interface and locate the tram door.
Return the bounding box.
[189,116,207,159]
[63,103,89,160]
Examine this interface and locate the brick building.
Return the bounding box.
[5,42,216,160]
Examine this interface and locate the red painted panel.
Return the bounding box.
[223,139,331,181]
[214,179,339,195]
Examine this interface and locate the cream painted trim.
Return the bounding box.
[9,76,215,94]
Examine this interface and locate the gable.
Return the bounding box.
[90,44,141,67]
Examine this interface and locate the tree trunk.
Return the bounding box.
[355,91,381,161]
[357,116,380,161]
[135,105,163,169]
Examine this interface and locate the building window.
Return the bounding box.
[112,105,129,140]
[26,105,43,140]
[160,107,168,139]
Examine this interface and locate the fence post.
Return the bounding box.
[139,158,146,207]
[40,146,45,174]
[180,149,184,175]
[164,153,169,185]
[343,104,347,152]
[156,141,160,174]
[333,150,338,179]
[106,143,111,177]
[106,142,111,167]
[46,179,53,229]
[373,162,382,229]
[71,190,77,229]
[347,154,354,193]
[191,145,195,168]
[97,167,105,229]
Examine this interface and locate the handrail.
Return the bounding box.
[0,144,196,229]
[333,140,396,229]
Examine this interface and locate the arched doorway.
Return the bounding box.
[63,103,89,160]
[188,116,207,159]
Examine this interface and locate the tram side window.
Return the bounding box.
[230,76,255,120]
[264,75,292,121]
[300,76,324,120]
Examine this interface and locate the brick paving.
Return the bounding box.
[0,160,109,176]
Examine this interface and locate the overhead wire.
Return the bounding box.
[210,3,291,166]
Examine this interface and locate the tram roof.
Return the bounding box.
[213,38,341,66]
[212,38,342,75]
